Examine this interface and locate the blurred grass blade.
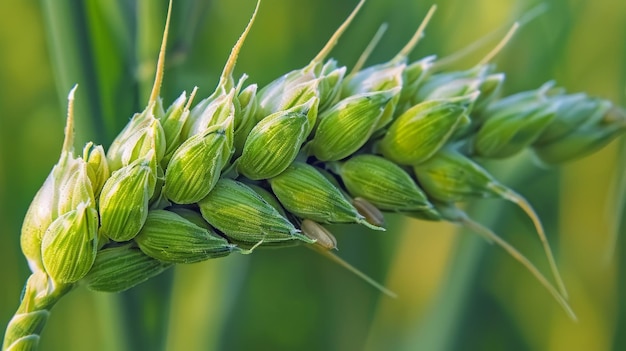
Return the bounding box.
[40,0,104,144]
[398,157,539,351]
[604,136,626,263]
[170,0,213,67]
[85,0,137,141]
[137,0,168,104]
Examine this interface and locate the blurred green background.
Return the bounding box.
[1,0,625,350]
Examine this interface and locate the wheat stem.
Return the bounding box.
[2,273,73,351]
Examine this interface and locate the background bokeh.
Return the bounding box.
[1,0,625,350]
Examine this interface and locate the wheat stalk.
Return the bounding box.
[3,0,626,349]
